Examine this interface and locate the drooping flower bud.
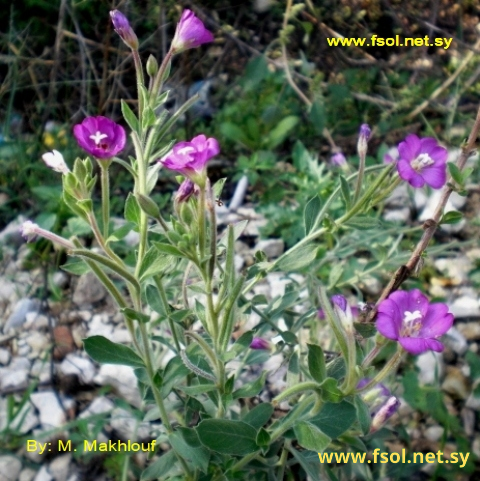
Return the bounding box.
[110,10,139,50]
[357,123,371,159]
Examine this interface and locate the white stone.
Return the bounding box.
[31,359,52,384]
[87,314,113,338]
[424,425,444,442]
[72,272,107,307]
[416,350,444,385]
[94,365,142,407]
[25,313,51,330]
[33,466,53,481]
[0,455,22,481]
[26,332,51,358]
[60,354,96,384]
[457,322,480,341]
[52,272,69,289]
[79,396,114,419]
[0,357,30,392]
[4,298,40,330]
[434,256,472,285]
[30,391,71,429]
[448,295,480,318]
[386,184,408,206]
[19,468,37,481]
[256,239,284,259]
[110,407,151,441]
[48,454,71,481]
[0,398,39,434]
[419,190,466,233]
[110,329,132,344]
[383,208,410,223]
[0,348,11,365]
[444,327,468,355]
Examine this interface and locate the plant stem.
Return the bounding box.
[99,160,111,238]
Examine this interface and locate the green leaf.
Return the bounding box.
[121,99,139,134]
[141,450,176,480]
[233,371,267,399]
[354,322,377,338]
[440,210,463,225]
[169,428,210,473]
[196,419,258,456]
[345,216,380,230]
[275,243,318,271]
[220,122,251,148]
[309,100,325,135]
[265,115,300,149]
[287,352,300,388]
[304,195,321,235]
[138,247,172,281]
[106,222,135,243]
[145,284,167,317]
[213,177,227,199]
[256,427,270,447]
[319,378,343,403]
[242,403,274,430]
[60,258,90,275]
[177,383,216,396]
[354,395,371,435]
[161,356,190,397]
[120,307,150,324]
[83,336,144,368]
[328,263,344,289]
[153,241,186,258]
[142,105,156,130]
[447,162,463,185]
[125,193,141,226]
[218,220,248,249]
[294,421,331,453]
[307,344,326,383]
[310,400,356,438]
[290,448,321,481]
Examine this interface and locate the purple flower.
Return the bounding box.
[371,396,400,433]
[376,289,454,355]
[110,10,138,50]
[250,337,270,350]
[160,134,220,186]
[318,298,359,320]
[330,152,347,166]
[171,9,214,54]
[397,135,448,189]
[73,116,126,159]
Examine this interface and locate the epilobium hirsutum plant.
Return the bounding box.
[21,6,480,480]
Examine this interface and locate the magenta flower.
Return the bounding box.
[376,289,454,355]
[110,10,138,50]
[250,337,270,350]
[73,116,126,160]
[175,179,195,203]
[396,134,448,189]
[170,9,214,54]
[160,134,220,186]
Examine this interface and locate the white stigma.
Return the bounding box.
[403,310,422,323]
[411,153,434,171]
[177,146,195,155]
[89,131,108,145]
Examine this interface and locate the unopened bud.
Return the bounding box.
[136,194,160,219]
[110,10,139,50]
[146,55,158,77]
[370,396,400,433]
[357,123,371,158]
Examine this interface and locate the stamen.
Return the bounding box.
[411,153,434,171]
[403,310,422,323]
[89,131,108,145]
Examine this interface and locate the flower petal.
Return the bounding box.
[399,337,444,354]
[422,164,447,189]
[398,134,420,161]
[419,303,454,337]
[376,298,403,340]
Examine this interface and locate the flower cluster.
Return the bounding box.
[376,289,454,354]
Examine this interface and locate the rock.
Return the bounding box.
[94,365,142,407]
[110,329,132,344]
[87,314,113,338]
[386,184,409,207]
[31,359,52,384]
[0,455,22,481]
[30,391,72,430]
[0,397,38,434]
[256,239,284,259]
[4,298,41,330]
[448,295,480,318]
[33,466,53,481]
[0,348,11,365]
[49,454,71,481]
[110,407,151,441]
[424,426,444,442]
[25,313,50,330]
[416,351,444,385]
[53,326,76,360]
[79,396,114,419]
[434,256,472,285]
[457,322,480,341]
[0,278,18,304]
[72,272,107,307]
[60,354,96,384]
[443,327,468,355]
[383,208,410,223]
[442,367,470,400]
[0,357,30,392]
[25,332,51,358]
[52,272,69,289]
[19,468,37,481]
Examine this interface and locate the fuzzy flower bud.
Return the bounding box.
[20,221,75,250]
[357,123,371,158]
[42,150,70,174]
[370,396,401,433]
[175,179,195,203]
[330,152,347,167]
[170,9,214,54]
[110,10,139,50]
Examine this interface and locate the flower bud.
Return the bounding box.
[357,123,371,158]
[136,194,160,219]
[330,152,347,167]
[370,396,400,433]
[42,150,70,174]
[110,10,139,50]
[250,337,270,350]
[146,54,158,77]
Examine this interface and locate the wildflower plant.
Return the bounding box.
[21,6,480,480]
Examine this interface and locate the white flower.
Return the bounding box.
[20,221,39,241]
[41,150,70,174]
